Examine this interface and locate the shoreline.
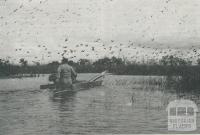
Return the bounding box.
[0,74,45,79]
[0,73,173,80]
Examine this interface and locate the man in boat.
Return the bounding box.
[56,58,77,90]
[68,60,77,83]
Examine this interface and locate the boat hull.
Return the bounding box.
[40,80,103,91]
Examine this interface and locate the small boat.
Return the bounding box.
[40,71,107,93]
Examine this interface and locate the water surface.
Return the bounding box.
[0,74,199,134]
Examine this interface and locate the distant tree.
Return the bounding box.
[46,61,60,73]
[48,61,59,66]
[147,59,157,65]
[19,58,28,74]
[93,57,112,71]
[32,61,40,66]
[197,58,200,65]
[35,62,40,66]
[19,58,28,67]
[93,57,111,66]
[159,55,191,66]
[0,59,3,65]
[159,55,191,76]
[4,60,10,65]
[79,59,91,66]
[111,57,124,65]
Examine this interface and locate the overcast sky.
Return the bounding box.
[0,0,200,64]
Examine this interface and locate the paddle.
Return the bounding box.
[88,70,107,82]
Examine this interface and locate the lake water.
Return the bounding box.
[0,74,200,134]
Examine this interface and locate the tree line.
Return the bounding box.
[2,55,200,91]
[0,55,200,77]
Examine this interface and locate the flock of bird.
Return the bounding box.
[5,39,200,65]
[0,0,200,64]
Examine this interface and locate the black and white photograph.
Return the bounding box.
[0,0,200,134]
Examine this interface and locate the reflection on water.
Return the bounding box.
[0,74,200,134]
